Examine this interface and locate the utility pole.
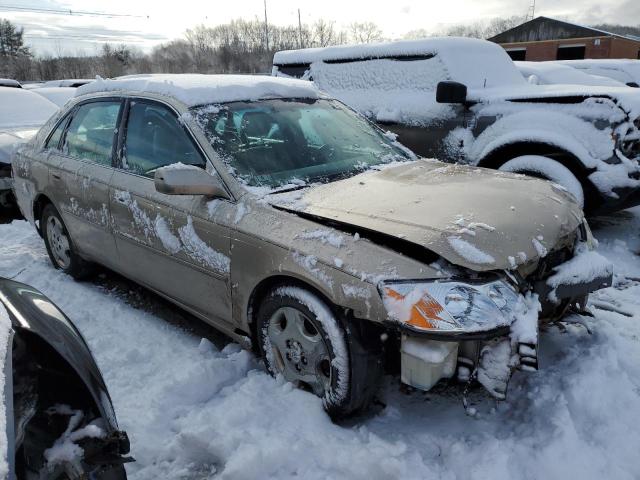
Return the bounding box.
[263,0,269,51]
[298,8,303,48]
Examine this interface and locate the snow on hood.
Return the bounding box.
[268,160,584,272]
[556,59,640,84]
[77,74,320,107]
[468,83,640,120]
[0,128,38,165]
[515,61,626,88]
[0,87,58,130]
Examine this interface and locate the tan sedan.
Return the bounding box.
[12,75,612,417]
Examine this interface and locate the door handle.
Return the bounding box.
[51,173,62,180]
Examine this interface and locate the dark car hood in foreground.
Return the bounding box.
[269,160,584,271]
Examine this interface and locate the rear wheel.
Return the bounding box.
[257,285,382,418]
[498,155,585,208]
[41,204,93,279]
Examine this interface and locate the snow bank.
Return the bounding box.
[77,74,320,107]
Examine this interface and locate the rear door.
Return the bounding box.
[109,98,232,323]
[47,99,122,268]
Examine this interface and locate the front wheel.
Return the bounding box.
[257,286,382,418]
[498,155,585,208]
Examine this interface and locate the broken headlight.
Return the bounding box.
[380,279,521,335]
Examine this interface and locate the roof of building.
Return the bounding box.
[489,16,640,44]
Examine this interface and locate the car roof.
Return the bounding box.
[273,37,500,65]
[0,78,21,88]
[75,74,320,107]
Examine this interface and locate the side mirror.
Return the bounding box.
[436,81,468,104]
[154,164,230,199]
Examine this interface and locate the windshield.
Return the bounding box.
[191,98,412,189]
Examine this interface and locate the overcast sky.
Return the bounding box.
[2,0,639,55]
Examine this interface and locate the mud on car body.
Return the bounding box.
[12,75,612,418]
[272,37,640,215]
[0,278,130,479]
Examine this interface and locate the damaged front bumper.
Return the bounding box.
[382,244,613,400]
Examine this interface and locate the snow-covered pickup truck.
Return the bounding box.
[0,87,58,208]
[273,38,640,214]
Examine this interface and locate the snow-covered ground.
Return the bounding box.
[0,209,639,479]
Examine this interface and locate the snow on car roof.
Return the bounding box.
[557,59,640,83]
[76,74,320,107]
[273,37,526,90]
[0,87,59,129]
[515,61,626,87]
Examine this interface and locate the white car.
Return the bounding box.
[0,79,21,89]
[32,87,77,108]
[515,61,627,87]
[557,59,640,88]
[0,87,58,206]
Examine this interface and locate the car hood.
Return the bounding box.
[0,127,38,164]
[268,160,584,272]
[469,83,640,119]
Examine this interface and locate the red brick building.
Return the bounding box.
[488,17,640,61]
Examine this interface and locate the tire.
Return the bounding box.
[498,155,585,208]
[257,285,382,418]
[41,204,94,279]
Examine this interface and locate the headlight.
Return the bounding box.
[380,279,521,334]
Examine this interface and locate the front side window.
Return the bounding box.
[122,101,205,177]
[63,101,121,166]
[191,98,412,189]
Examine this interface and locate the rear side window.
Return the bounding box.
[122,101,205,177]
[63,101,121,166]
[45,115,69,150]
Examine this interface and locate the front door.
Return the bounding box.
[47,99,121,268]
[109,99,232,323]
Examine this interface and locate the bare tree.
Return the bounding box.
[348,22,383,44]
[437,15,525,39]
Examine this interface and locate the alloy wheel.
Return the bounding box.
[266,306,332,396]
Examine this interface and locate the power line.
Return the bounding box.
[0,4,148,19]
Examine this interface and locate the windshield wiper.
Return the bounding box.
[268,184,310,194]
